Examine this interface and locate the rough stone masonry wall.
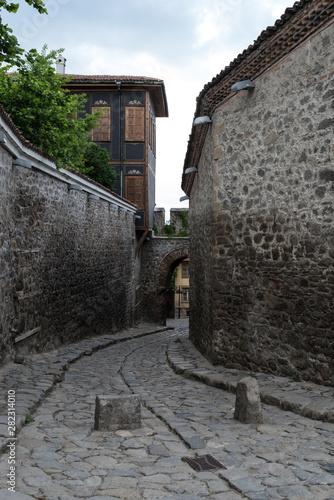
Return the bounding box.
[0,138,140,365]
[170,208,189,234]
[188,136,215,361]
[190,21,334,385]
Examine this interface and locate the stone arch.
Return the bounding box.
[140,238,189,324]
[159,247,189,291]
[158,247,189,321]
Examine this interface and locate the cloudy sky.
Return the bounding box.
[3,0,294,217]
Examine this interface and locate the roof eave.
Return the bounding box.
[64,76,168,117]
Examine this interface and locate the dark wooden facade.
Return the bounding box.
[64,76,168,231]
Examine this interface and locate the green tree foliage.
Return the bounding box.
[177,209,189,235]
[162,222,176,237]
[0,1,47,66]
[0,46,103,169]
[161,210,189,237]
[169,267,178,292]
[83,142,119,191]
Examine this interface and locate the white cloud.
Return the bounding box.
[194,7,221,47]
[258,0,290,19]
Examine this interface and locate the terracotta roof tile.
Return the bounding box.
[65,74,164,83]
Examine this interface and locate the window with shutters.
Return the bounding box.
[182,288,190,302]
[125,107,145,142]
[125,176,145,209]
[91,107,111,142]
[182,262,189,278]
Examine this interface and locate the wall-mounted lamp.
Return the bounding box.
[184,167,198,175]
[0,132,7,144]
[193,116,212,126]
[180,195,189,202]
[68,184,82,191]
[13,158,32,169]
[231,79,255,92]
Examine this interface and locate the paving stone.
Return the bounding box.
[20,466,54,487]
[305,473,334,485]
[88,497,122,500]
[64,469,91,479]
[84,475,103,487]
[276,484,313,498]
[95,395,141,431]
[108,468,140,477]
[210,494,244,500]
[0,490,33,499]
[182,435,206,449]
[262,475,298,487]
[206,479,231,492]
[293,469,314,481]
[85,455,118,468]
[101,487,142,499]
[245,492,272,500]
[139,473,172,484]
[228,476,266,493]
[148,444,170,456]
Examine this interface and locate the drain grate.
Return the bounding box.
[182,454,227,472]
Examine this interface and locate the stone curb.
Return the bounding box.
[166,337,334,424]
[0,324,171,455]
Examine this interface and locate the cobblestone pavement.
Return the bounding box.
[0,319,333,499]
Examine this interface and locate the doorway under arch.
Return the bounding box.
[158,248,189,322]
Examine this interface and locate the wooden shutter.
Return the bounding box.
[125,176,145,209]
[92,107,111,142]
[125,107,144,142]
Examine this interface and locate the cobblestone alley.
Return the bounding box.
[0,319,333,500]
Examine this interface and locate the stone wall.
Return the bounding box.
[170,208,189,235]
[154,208,165,234]
[189,21,334,385]
[154,208,189,236]
[0,116,140,364]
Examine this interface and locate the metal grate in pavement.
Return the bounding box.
[182,454,227,472]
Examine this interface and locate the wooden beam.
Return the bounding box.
[135,229,149,257]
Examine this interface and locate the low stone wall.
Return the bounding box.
[0,114,140,364]
[189,19,334,385]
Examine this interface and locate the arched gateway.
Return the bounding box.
[140,238,189,324]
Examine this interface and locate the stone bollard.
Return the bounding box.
[94,395,141,431]
[234,377,263,424]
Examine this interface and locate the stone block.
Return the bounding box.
[234,377,263,424]
[94,395,141,431]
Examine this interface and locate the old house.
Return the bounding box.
[173,258,190,319]
[182,0,334,385]
[61,68,168,233]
